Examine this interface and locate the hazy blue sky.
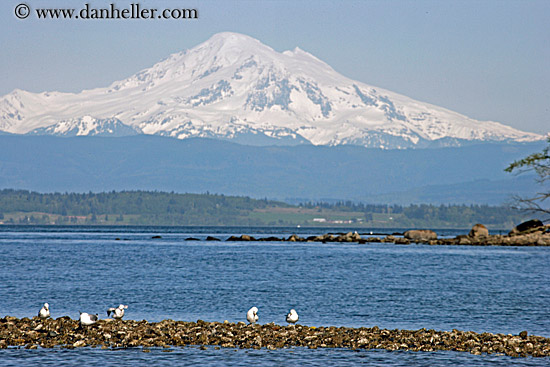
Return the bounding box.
[1,0,548,134]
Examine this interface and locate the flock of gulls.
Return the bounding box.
[38,303,299,326]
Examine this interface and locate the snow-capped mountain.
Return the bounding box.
[28,116,142,137]
[0,32,544,148]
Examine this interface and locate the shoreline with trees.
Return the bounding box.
[0,189,539,229]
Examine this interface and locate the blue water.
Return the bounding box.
[1,225,549,366]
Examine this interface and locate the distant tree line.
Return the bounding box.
[0,189,290,226]
[0,189,277,214]
[299,201,529,228]
[0,189,533,228]
[300,201,404,213]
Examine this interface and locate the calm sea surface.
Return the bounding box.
[0,225,549,366]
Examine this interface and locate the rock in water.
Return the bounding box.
[510,219,545,235]
[469,224,489,238]
[404,230,437,242]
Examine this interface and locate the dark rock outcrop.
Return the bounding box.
[469,224,489,238]
[509,219,545,236]
[227,235,257,241]
[404,230,437,242]
[334,232,363,242]
[286,234,305,242]
[182,220,550,246]
[394,237,411,245]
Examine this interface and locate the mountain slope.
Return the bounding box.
[28,116,142,137]
[0,135,544,204]
[0,32,543,148]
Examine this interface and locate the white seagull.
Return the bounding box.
[38,303,50,318]
[107,304,128,319]
[286,309,299,324]
[79,311,98,326]
[246,306,259,324]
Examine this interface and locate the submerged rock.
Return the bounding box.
[227,235,257,241]
[258,236,283,242]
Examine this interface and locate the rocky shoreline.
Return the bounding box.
[210,222,550,246]
[1,316,549,358]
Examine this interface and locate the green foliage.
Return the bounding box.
[0,189,284,226]
[505,138,550,217]
[505,138,550,177]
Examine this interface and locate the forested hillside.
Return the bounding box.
[0,190,285,226]
[0,189,534,228]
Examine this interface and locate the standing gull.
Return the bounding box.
[286,309,299,324]
[79,311,98,326]
[246,307,259,324]
[107,304,128,319]
[38,303,50,318]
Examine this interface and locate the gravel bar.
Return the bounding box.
[1,316,549,358]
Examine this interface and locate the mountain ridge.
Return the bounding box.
[28,116,142,137]
[0,134,543,204]
[0,32,544,148]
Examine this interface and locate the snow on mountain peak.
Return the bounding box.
[0,32,544,148]
[205,32,269,52]
[28,116,142,137]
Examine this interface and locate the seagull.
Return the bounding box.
[38,303,50,318]
[246,306,259,324]
[286,309,299,324]
[107,304,128,319]
[79,311,98,326]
